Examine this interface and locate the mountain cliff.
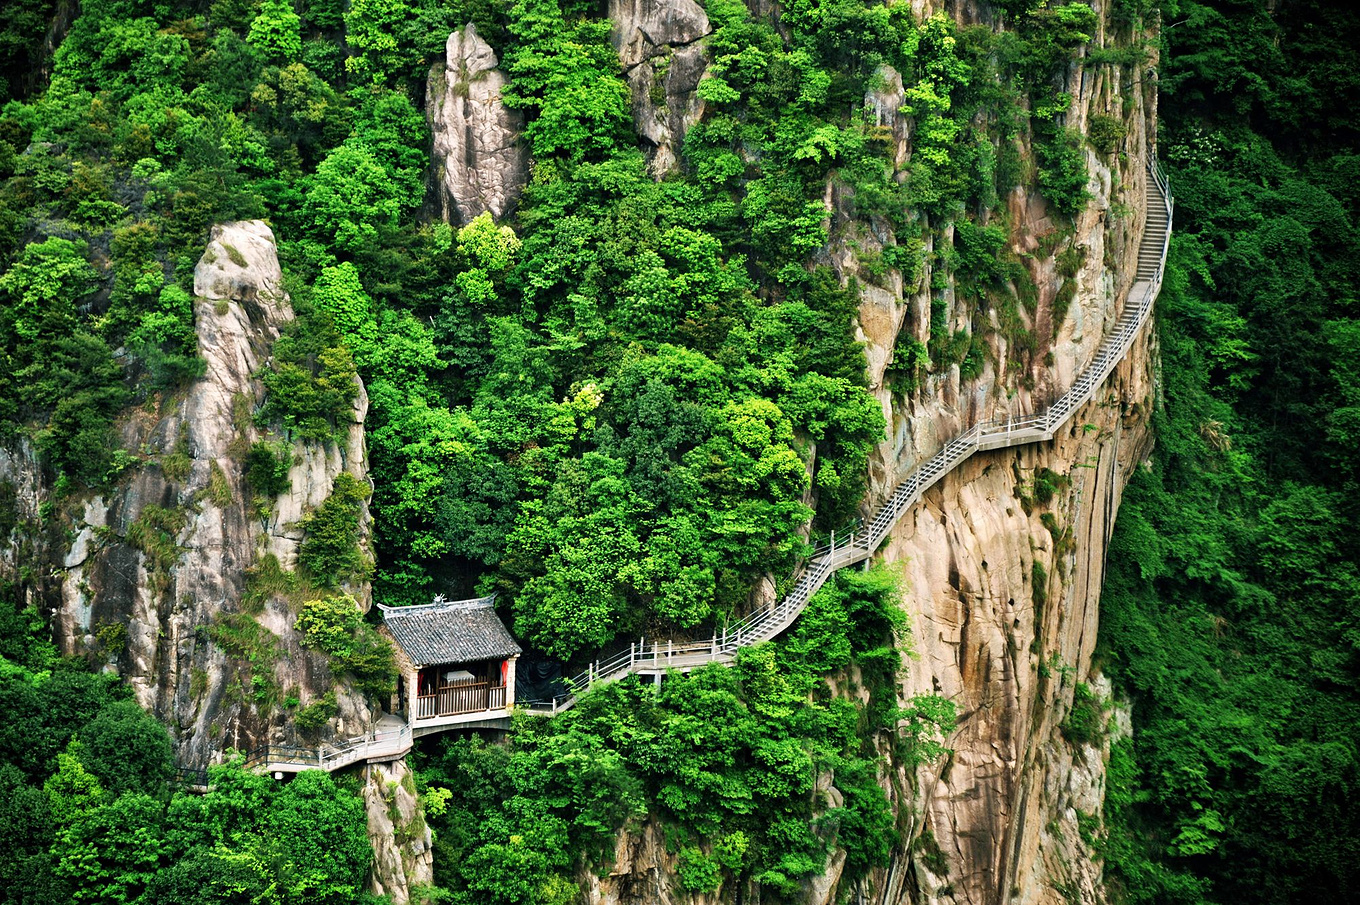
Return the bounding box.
[0,0,1175,903]
[0,221,375,764]
[417,0,1163,902]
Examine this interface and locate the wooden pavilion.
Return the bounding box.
[377,595,521,733]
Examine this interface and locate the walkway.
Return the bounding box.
[192,162,1170,775]
[242,715,412,774]
[520,161,1172,715]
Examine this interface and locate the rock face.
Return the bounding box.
[362,759,435,904]
[0,221,373,767]
[609,0,712,175]
[427,23,530,225]
[877,348,1154,905]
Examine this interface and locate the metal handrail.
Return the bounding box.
[239,721,415,773]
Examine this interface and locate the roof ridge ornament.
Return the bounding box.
[377,593,498,616]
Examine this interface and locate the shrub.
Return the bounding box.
[296,594,396,696]
[1060,682,1105,746]
[297,473,370,587]
[1087,113,1127,156]
[245,441,292,501]
[1033,467,1070,505]
[1036,128,1090,217]
[295,692,338,730]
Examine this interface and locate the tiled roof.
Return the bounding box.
[378,595,521,667]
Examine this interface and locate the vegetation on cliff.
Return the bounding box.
[417,566,953,904]
[8,0,1349,903]
[0,587,379,905]
[0,0,1108,668]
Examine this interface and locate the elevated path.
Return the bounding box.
[190,161,1169,775]
[520,161,1171,715]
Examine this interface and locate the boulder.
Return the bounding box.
[609,0,710,70]
[609,0,713,176]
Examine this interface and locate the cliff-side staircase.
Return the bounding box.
[193,162,1169,776]
[519,160,1172,716]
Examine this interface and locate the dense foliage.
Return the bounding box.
[1098,1,1360,902]
[417,566,954,904]
[0,586,378,905]
[9,0,1348,902]
[0,0,1112,671]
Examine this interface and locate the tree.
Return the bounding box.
[297,473,370,586]
[501,0,631,162]
[343,0,417,87]
[50,792,165,904]
[0,237,94,341]
[302,142,405,253]
[268,771,372,904]
[312,262,376,352]
[247,0,303,65]
[142,848,275,905]
[76,700,174,797]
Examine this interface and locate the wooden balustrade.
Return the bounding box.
[416,682,508,719]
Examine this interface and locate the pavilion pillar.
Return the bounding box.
[404,664,419,720]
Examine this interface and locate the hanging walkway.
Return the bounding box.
[519,161,1172,716]
[207,161,1170,774]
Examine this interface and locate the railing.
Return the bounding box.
[241,721,413,773]
[172,767,210,788]
[416,682,508,719]
[521,161,1171,717]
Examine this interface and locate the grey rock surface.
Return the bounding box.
[427,24,529,225]
[608,0,712,176]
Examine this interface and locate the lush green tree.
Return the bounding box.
[0,764,58,904]
[50,791,165,905]
[248,0,304,65]
[343,0,418,87]
[76,700,174,797]
[142,847,276,905]
[302,142,406,253]
[297,473,371,586]
[501,0,630,162]
[0,236,94,341]
[269,770,373,904]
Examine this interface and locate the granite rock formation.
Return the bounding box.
[427,23,530,224]
[609,0,712,175]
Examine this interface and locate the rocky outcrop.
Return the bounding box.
[609,0,712,175]
[0,221,374,767]
[362,759,435,904]
[836,5,1160,903]
[878,339,1154,905]
[427,24,530,225]
[583,821,686,905]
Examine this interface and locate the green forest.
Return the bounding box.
[0,0,1355,902]
[1097,0,1360,902]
